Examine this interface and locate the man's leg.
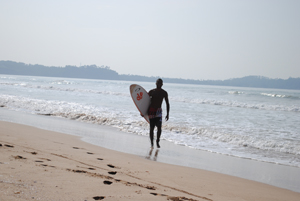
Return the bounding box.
[156,118,162,148]
[156,127,161,148]
[149,119,155,147]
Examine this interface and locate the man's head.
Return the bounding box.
[156,78,163,89]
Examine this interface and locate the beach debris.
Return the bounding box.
[87,152,94,154]
[108,171,117,175]
[97,158,103,160]
[145,185,156,190]
[107,164,115,168]
[31,152,37,155]
[67,169,90,174]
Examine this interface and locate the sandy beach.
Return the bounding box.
[1,121,300,201]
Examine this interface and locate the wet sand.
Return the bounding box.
[1,108,300,193]
[1,121,300,200]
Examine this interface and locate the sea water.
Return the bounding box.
[1,75,300,168]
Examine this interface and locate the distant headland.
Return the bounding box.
[0,60,299,90]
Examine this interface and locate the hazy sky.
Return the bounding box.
[1,0,299,80]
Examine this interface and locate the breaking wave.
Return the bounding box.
[1,80,300,114]
[1,94,299,157]
[170,96,300,112]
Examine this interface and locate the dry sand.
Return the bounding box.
[1,121,299,201]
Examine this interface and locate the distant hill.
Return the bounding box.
[0,60,299,90]
[0,60,119,80]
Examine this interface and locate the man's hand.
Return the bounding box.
[165,114,169,121]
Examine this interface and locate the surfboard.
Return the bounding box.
[130,84,150,123]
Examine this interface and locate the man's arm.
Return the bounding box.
[165,92,170,121]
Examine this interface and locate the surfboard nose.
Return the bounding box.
[130,84,137,94]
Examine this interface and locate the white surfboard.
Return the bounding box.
[130,84,150,123]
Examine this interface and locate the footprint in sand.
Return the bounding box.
[14,155,26,159]
[103,180,112,185]
[97,158,103,160]
[108,171,117,175]
[87,152,94,155]
[4,144,14,148]
[107,164,121,169]
[93,196,105,200]
[72,170,87,173]
[39,158,51,161]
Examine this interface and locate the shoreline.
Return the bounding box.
[1,120,300,200]
[1,108,300,193]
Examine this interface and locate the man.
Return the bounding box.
[147,78,170,148]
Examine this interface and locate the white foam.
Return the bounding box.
[260,92,298,99]
[0,82,130,97]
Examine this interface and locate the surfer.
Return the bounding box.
[148,78,170,148]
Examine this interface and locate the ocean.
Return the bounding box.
[1,74,300,168]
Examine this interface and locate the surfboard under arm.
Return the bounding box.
[130,84,150,123]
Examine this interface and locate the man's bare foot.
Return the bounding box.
[156,140,160,148]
